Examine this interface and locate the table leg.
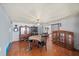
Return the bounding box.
[26,40,32,51]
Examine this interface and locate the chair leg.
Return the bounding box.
[45,45,47,51]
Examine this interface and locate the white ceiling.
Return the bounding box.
[1,3,79,24]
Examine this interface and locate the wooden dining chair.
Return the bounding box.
[38,34,48,50]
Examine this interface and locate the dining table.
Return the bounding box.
[26,35,42,51]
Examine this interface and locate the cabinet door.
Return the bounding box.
[66,33,74,49]
[60,33,65,43]
[52,32,57,42]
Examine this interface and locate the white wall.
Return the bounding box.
[0,6,12,56]
[51,14,79,50]
[38,25,43,35]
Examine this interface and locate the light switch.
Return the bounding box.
[0,48,1,52]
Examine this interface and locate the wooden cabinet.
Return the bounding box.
[30,26,38,35]
[19,25,31,41]
[52,30,74,50]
